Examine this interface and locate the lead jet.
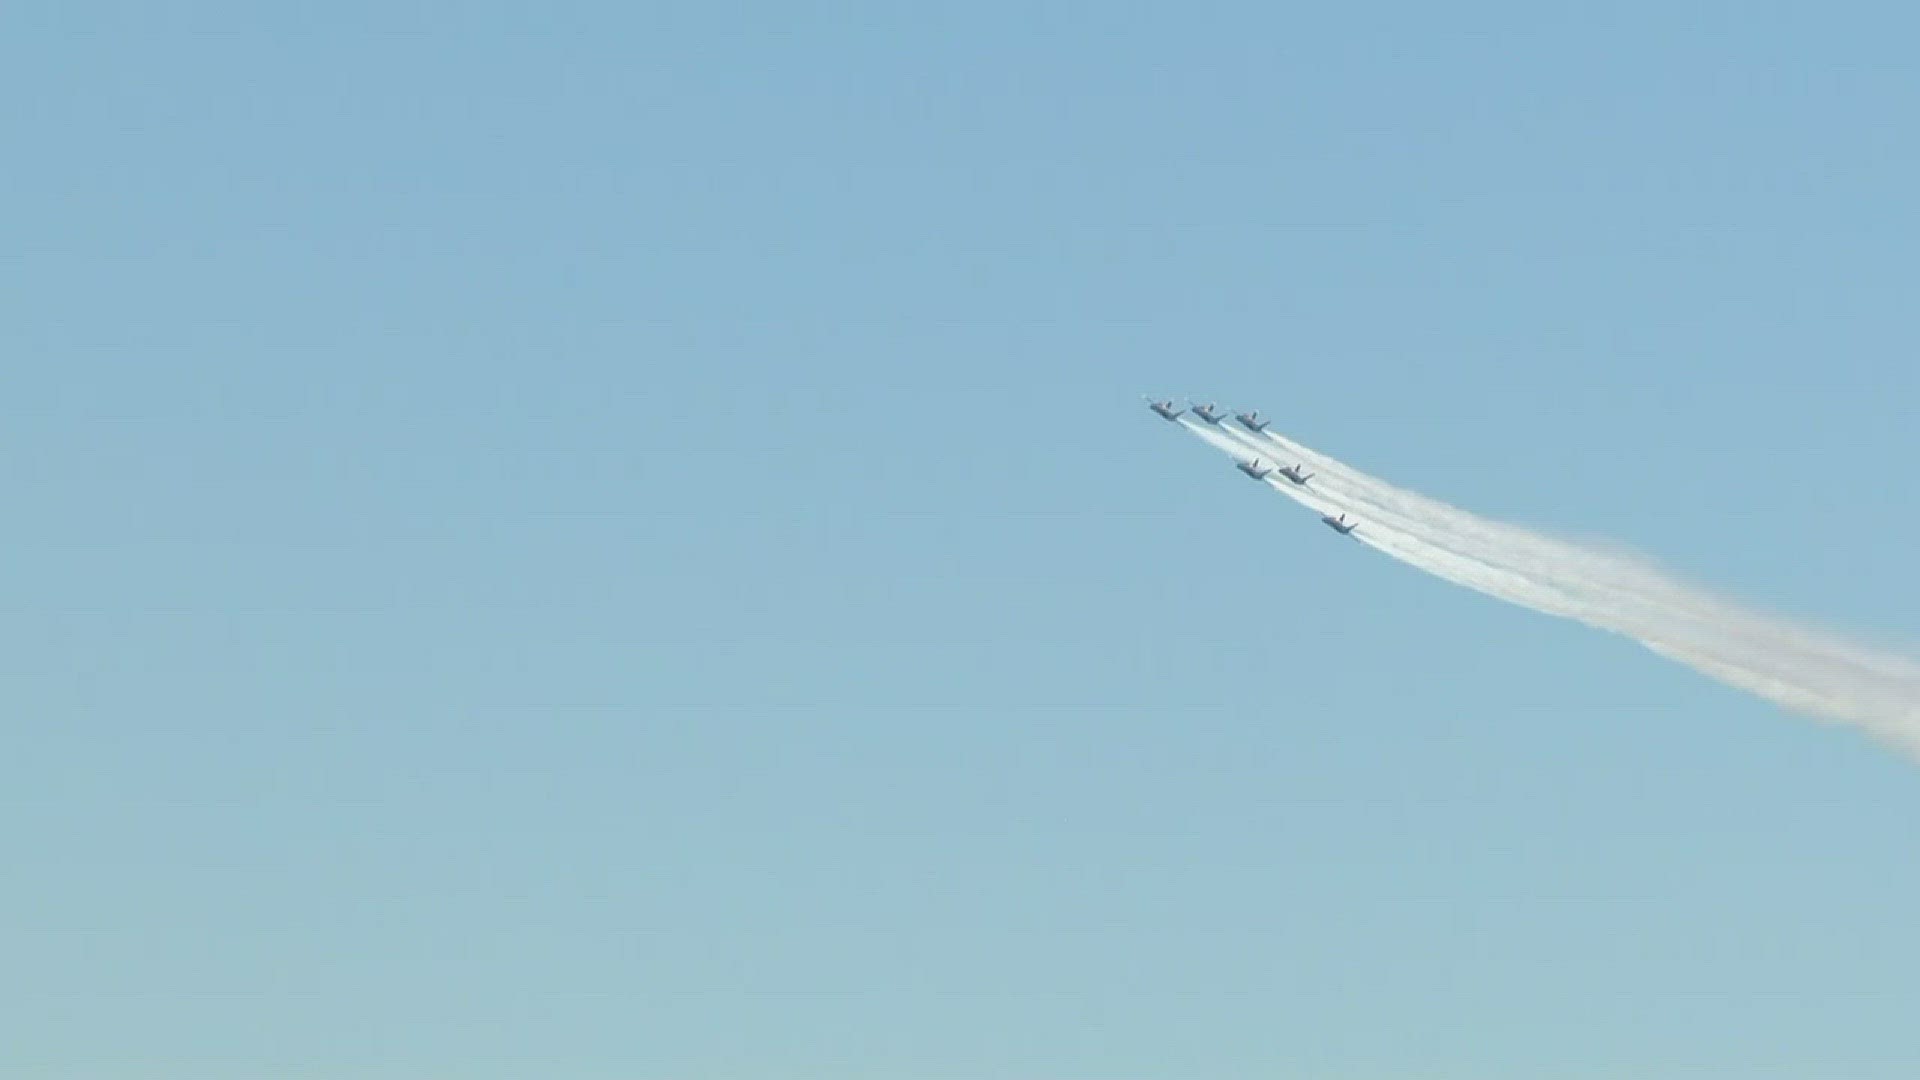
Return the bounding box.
[1321,513,1359,536]
[1146,399,1185,421]
[1236,459,1275,481]
[1277,463,1314,485]
[1190,402,1225,425]
[1234,410,1269,432]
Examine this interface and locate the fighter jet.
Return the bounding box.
[1321,513,1359,536]
[1234,410,1269,432]
[1277,463,1314,485]
[1146,398,1185,421]
[1190,402,1225,425]
[1236,459,1275,481]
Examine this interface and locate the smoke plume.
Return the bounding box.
[1176,416,1920,751]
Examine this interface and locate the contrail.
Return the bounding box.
[1174,416,1920,752]
[1180,418,1603,617]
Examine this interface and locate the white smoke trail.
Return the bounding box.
[1179,418,1600,618]
[1175,417,1920,751]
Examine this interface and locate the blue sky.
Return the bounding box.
[6,2,1920,1076]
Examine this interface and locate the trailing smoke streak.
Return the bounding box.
[1220,424,1639,620]
[1175,418,1920,751]
[1183,419,1575,601]
[1179,418,1598,618]
[1237,426,1920,683]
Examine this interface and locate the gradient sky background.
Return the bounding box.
[7,2,1920,1077]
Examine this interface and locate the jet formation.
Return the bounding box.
[1146,397,1359,539]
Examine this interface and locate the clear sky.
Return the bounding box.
[6,2,1920,1077]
